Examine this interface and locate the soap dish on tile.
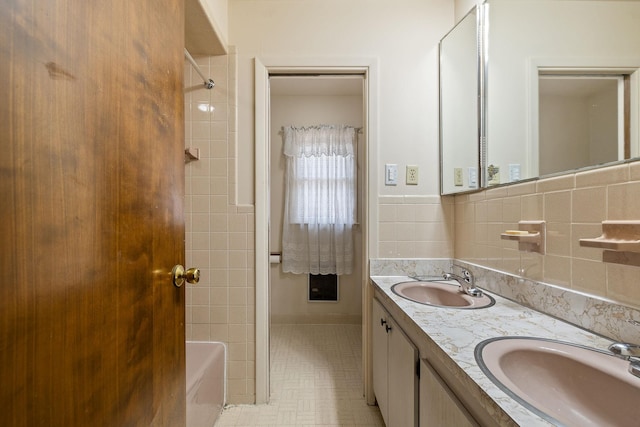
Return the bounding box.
[580,221,640,266]
[500,221,546,254]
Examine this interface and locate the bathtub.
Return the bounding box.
[186,341,226,427]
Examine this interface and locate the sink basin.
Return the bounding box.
[391,280,495,309]
[475,337,640,426]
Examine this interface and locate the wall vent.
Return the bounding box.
[308,274,339,302]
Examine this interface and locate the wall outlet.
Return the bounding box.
[454,168,463,186]
[385,164,398,185]
[406,165,419,185]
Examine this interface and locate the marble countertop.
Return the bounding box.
[371,275,616,427]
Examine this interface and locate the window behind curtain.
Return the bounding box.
[281,125,357,275]
[287,152,356,225]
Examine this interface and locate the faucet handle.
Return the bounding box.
[610,342,640,378]
[466,287,484,297]
[608,342,640,360]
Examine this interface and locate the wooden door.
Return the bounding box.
[0,1,186,426]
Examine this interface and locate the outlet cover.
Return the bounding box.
[406,165,419,185]
[454,168,463,186]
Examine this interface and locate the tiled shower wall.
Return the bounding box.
[454,162,640,309]
[184,49,256,404]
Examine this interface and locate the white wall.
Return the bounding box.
[539,94,591,175]
[270,93,364,324]
[202,0,229,46]
[589,85,619,165]
[539,83,619,176]
[229,0,454,206]
[455,0,477,21]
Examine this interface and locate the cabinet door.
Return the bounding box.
[420,359,479,427]
[372,299,389,425]
[388,318,418,427]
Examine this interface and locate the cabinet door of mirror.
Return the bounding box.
[440,7,481,195]
[485,0,640,187]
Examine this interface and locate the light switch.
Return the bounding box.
[509,164,521,182]
[385,164,398,185]
[468,167,477,188]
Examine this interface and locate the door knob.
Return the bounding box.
[172,265,200,287]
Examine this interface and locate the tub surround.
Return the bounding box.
[370,258,640,426]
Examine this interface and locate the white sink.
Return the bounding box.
[475,337,640,426]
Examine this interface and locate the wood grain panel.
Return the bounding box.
[0,1,186,425]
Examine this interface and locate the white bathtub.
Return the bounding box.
[186,341,226,427]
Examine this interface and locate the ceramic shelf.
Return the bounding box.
[579,221,640,266]
[501,221,546,254]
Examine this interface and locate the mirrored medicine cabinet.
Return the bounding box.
[439,5,482,195]
[440,0,640,196]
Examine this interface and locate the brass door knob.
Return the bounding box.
[172,265,200,287]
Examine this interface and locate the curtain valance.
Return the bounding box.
[283,125,356,158]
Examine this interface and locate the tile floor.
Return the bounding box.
[215,324,385,427]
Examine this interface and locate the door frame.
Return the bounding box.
[254,57,379,404]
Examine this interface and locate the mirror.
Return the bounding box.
[439,6,482,195]
[485,0,640,186]
[539,74,625,176]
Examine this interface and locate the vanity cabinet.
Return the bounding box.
[419,359,479,427]
[372,298,418,427]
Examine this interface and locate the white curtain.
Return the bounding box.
[281,125,357,275]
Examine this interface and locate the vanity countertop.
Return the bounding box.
[370,275,616,427]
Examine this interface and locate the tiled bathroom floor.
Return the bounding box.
[215,323,385,427]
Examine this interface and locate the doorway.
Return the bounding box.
[254,60,377,404]
[269,74,364,325]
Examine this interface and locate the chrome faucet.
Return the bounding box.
[608,342,640,378]
[443,269,484,298]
